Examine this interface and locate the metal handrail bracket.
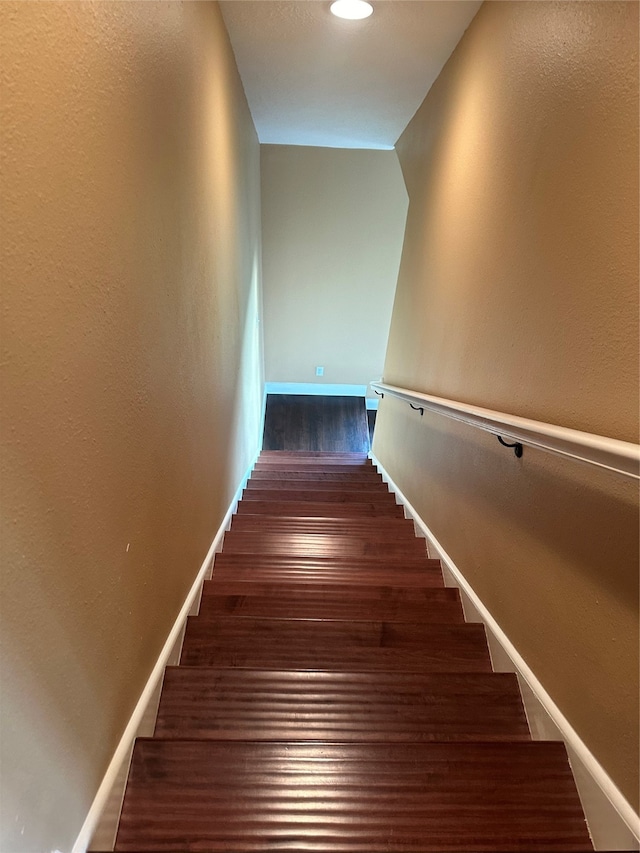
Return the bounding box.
[370,381,640,480]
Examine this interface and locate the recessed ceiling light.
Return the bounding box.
[330,0,373,20]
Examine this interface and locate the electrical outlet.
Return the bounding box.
[315,366,324,376]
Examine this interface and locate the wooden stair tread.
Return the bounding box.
[197,586,463,622]
[155,668,530,741]
[115,740,591,852]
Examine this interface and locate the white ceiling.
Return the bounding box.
[219,0,482,149]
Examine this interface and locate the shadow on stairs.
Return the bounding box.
[109,451,592,852]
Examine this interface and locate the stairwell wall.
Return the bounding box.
[373,0,639,808]
[260,145,408,404]
[0,3,264,851]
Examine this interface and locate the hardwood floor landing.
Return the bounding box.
[262,395,370,452]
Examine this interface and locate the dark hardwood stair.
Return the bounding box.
[244,478,394,491]
[229,515,415,533]
[256,452,373,462]
[154,668,530,742]
[249,468,382,482]
[197,583,464,622]
[114,450,591,851]
[253,461,375,472]
[236,499,405,517]
[210,553,446,586]
[180,616,493,671]
[220,531,428,558]
[117,740,589,851]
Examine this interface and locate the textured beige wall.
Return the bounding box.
[374,1,639,805]
[261,145,407,396]
[0,3,263,851]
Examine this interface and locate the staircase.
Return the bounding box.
[113,451,592,852]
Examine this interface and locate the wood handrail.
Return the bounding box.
[370,382,640,480]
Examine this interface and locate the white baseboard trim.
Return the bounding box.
[371,452,640,851]
[74,453,258,853]
[265,382,367,397]
[260,383,268,447]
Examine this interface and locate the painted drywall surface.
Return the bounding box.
[374,1,639,805]
[0,3,263,851]
[261,145,407,399]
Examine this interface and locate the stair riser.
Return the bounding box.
[197,593,464,623]
[212,553,442,570]
[180,620,492,671]
[221,533,427,559]
[182,615,489,646]
[242,489,400,504]
[245,480,391,492]
[260,452,370,458]
[198,584,464,624]
[250,470,383,482]
[155,669,530,742]
[253,467,377,475]
[180,644,493,672]
[211,566,446,587]
[234,502,405,518]
[255,458,373,466]
[229,518,416,535]
[201,580,452,600]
